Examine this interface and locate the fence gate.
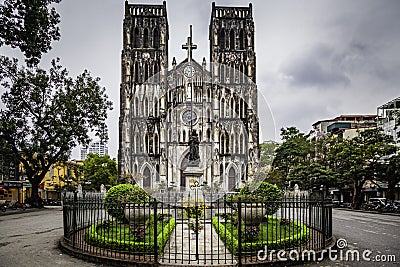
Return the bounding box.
[157,191,237,266]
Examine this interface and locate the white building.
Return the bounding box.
[377,97,400,145]
[80,142,109,160]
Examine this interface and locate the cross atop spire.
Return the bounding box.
[182,25,197,61]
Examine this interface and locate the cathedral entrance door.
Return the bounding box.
[143,167,151,188]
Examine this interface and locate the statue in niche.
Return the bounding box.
[188,130,200,166]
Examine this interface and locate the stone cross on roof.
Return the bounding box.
[182,25,197,61]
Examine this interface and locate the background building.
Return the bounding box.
[80,142,109,160]
[309,114,377,140]
[377,97,400,145]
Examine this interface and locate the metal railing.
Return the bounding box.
[62,192,333,266]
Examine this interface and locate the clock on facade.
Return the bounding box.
[182,110,198,125]
[183,66,195,78]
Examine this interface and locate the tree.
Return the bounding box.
[82,153,118,191]
[0,0,61,66]
[377,153,400,201]
[0,57,112,206]
[331,129,396,209]
[271,127,313,188]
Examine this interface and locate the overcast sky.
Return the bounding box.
[1,0,399,160]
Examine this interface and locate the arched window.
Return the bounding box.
[134,61,140,82]
[220,133,225,154]
[144,133,149,153]
[154,62,159,76]
[155,164,160,182]
[230,29,235,50]
[154,133,159,154]
[221,98,225,118]
[219,163,224,184]
[199,130,202,142]
[133,28,140,48]
[218,29,225,49]
[206,128,211,141]
[207,108,211,122]
[135,133,140,153]
[154,98,158,116]
[144,97,149,117]
[143,28,149,48]
[230,97,235,117]
[239,29,244,50]
[144,62,149,81]
[153,28,160,49]
[183,130,186,142]
[135,97,139,117]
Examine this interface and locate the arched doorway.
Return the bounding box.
[143,167,151,188]
[228,167,236,190]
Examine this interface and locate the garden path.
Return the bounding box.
[160,220,236,266]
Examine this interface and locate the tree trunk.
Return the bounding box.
[28,176,44,208]
[386,180,397,201]
[352,180,364,209]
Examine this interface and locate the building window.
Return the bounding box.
[143,28,149,48]
[230,29,235,50]
[133,28,140,48]
[153,28,160,48]
[239,29,244,49]
[218,29,225,49]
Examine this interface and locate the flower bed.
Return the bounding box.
[85,215,175,253]
[212,216,309,255]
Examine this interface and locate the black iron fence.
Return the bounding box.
[62,192,333,266]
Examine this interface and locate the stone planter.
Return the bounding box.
[124,204,152,225]
[240,203,266,226]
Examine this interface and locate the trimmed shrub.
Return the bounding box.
[230,182,283,215]
[104,184,150,221]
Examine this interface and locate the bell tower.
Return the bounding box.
[119,1,169,181]
[209,2,259,184]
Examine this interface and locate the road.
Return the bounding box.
[0,207,398,266]
[0,207,98,267]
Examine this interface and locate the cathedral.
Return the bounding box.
[118,1,260,193]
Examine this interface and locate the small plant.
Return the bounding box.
[183,198,208,218]
[131,224,146,241]
[243,226,260,242]
[188,218,203,233]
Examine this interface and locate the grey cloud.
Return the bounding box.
[281,43,350,88]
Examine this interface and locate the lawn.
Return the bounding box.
[212,216,309,254]
[85,214,176,253]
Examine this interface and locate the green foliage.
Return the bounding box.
[0,57,112,204]
[104,184,150,220]
[82,153,117,191]
[0,0,61,66]
[212,217,309,255]
[85,218,176,253]
[230,182,283,215]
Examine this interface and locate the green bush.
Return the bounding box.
[229,182,283,215]
[85,218,176,253]
[212,217,309,255]
[104,184,150,220]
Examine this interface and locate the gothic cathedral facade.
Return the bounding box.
[118,1,259,192]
